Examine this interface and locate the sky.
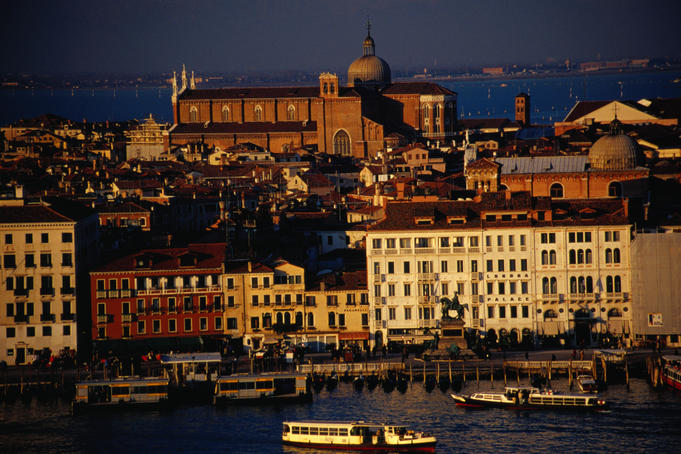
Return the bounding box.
[2,0,681,76]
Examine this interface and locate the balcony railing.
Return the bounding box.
[40,313,55,322]
[60,313,76,321]
[61,287,75,295]
[96,314,113,324]
[40,288,55,296]
[13,288,29,297]
[121,313,133,323]
[14,314,29,323]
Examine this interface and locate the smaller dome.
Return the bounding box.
[588,120,639,170]
[348,55,391,88]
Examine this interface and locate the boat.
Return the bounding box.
[213,372,311,404]
[662,355,681,391]
[282,420,437,452]
[450,386,606,411]
[73,376,169,412]
[576,374,598,393]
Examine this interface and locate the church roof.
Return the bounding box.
[179,86,319,100]
[496,156,588,174]
[382,82,456,96]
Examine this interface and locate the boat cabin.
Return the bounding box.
[74,377,169,408]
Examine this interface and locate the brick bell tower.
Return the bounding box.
[515,92,530,126]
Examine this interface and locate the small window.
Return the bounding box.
[62,232,73,243]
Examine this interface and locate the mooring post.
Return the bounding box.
[436,361,440,384]
[448,361,452,383]
[490,365,494,388]
[516,367,520,385]
[462,361,466,385]
[423,361,426,384]
[476,366,479,386]
[503,362,507,385]
[625,358,629,387]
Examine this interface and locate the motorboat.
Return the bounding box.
[451,386,606,411]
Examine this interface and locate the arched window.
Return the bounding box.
[262,313,271,328]
[614,276,621,292]
[608,308,622,317]
[307,312,314,327]
[606,276,613,293]
[542,277,549,294]
[570,277,577,293]
[608,181,622,197]
[586,276,593,293]
[434,104,440,119]
[276,312,283,324]
[295,311,303,327]
[550,183,564,198]
[328,312,336,326]
[287,104,295,121]
[323,83,328,94]
[541,250,548,265]
[613,248,620,263]
[254,105,263,121]
[284,312,291,325]
[544,309,557,319]
[333,130,350,156]
[569,250,576,264]
[189,106,198,122]
[329,83,335,94]
[550,277,557,294]
[578,277,586,293]
[586,249,593,264]
[549,250,557,265]
[221,105,230,122]
[577,249,584,264]
[605,248,612,264]
[423,105,429,119]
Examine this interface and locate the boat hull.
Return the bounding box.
[283,440,436,452]
[663,374,681,391]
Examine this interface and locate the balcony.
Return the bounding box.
[96,290,107,299]
[452,247,466,254]
[13,288,29,297]
[61,287,75,295]
[121,313,133,323]
[418,320,438,329]
[60,313,76,321]
[96,314,113,324]
[120,289,132,297]
[107,290,120,298]
[14,314,29,323]
[40,288,55,296]
[417,273,437,282]
[40,313,55,322]
[414,248,435,254]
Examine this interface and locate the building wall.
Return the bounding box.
[1,222,79,365]
[630,231,681,345]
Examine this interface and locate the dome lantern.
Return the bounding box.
[347,23,391,88]
[587,118,639,171]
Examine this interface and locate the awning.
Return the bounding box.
[339,332,369,341]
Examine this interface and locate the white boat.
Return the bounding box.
[282,420,437,452]
[576,374,598,393]
[213,373,310,404]
[662,355,681,391]
[73,376,169,412]
[451,386,606,411]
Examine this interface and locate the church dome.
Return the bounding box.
[588,120,639,170]
[347,27,391,88]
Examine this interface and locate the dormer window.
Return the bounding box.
[415,217,434,225]
[447,216,465,225]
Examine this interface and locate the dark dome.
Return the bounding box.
[588,120,639,170]
[347,29,391,88]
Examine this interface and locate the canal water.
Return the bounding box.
[1,378,681,453]
[1,70,679,125]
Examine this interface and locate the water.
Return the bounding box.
[1,71,679,125]
[2,378,681,453]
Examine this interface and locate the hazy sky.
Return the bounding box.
[3,0,681,75]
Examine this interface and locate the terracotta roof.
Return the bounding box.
[93,243,226,273]
[563,101,611,122]
[314,269,367,291]
[382,82,456,96]
[226,261,273,274]
[466,158,501,171]
[97,201,149,214]
[0,204,73,224]
[301,171,332,188]
[179,86,319,100]
[170,121,317,135]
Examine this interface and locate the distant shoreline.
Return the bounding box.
[2,67,680,91]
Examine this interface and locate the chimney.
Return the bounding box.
[247,261,252,273]
[320,282,325,291]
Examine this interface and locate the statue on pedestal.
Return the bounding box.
[440,293,467,321]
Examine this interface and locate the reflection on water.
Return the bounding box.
[1,378,681,453]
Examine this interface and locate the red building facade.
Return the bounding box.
[89,243,225,343]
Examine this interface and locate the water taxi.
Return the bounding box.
[73,376,169,412]
[662,355,681,391]
[576,374,598,393]
[213,372,311,404]
[282,421,437,452]
[451,386,606,411]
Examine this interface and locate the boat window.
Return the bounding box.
[256,380,273,390]
[300,427,309,435]
[238,381,255,390]
[350,427,361,436]
[329,428,338,436]
[339,429,348,436]
[309,427,319,435]
[111,386,130,396]
[283,424,290,433]
[220,382,238,391]
[292,427,300,434]
[132,385,167,394]
[319,428,328,435]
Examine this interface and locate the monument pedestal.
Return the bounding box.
[437,319,473,357]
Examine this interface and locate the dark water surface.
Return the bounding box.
[1,71,679,125]
[2,378,681,454]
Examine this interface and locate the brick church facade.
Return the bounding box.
[169,29,457,159]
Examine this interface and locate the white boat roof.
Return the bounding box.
[283,421,399,427]
[159,352,222,364]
